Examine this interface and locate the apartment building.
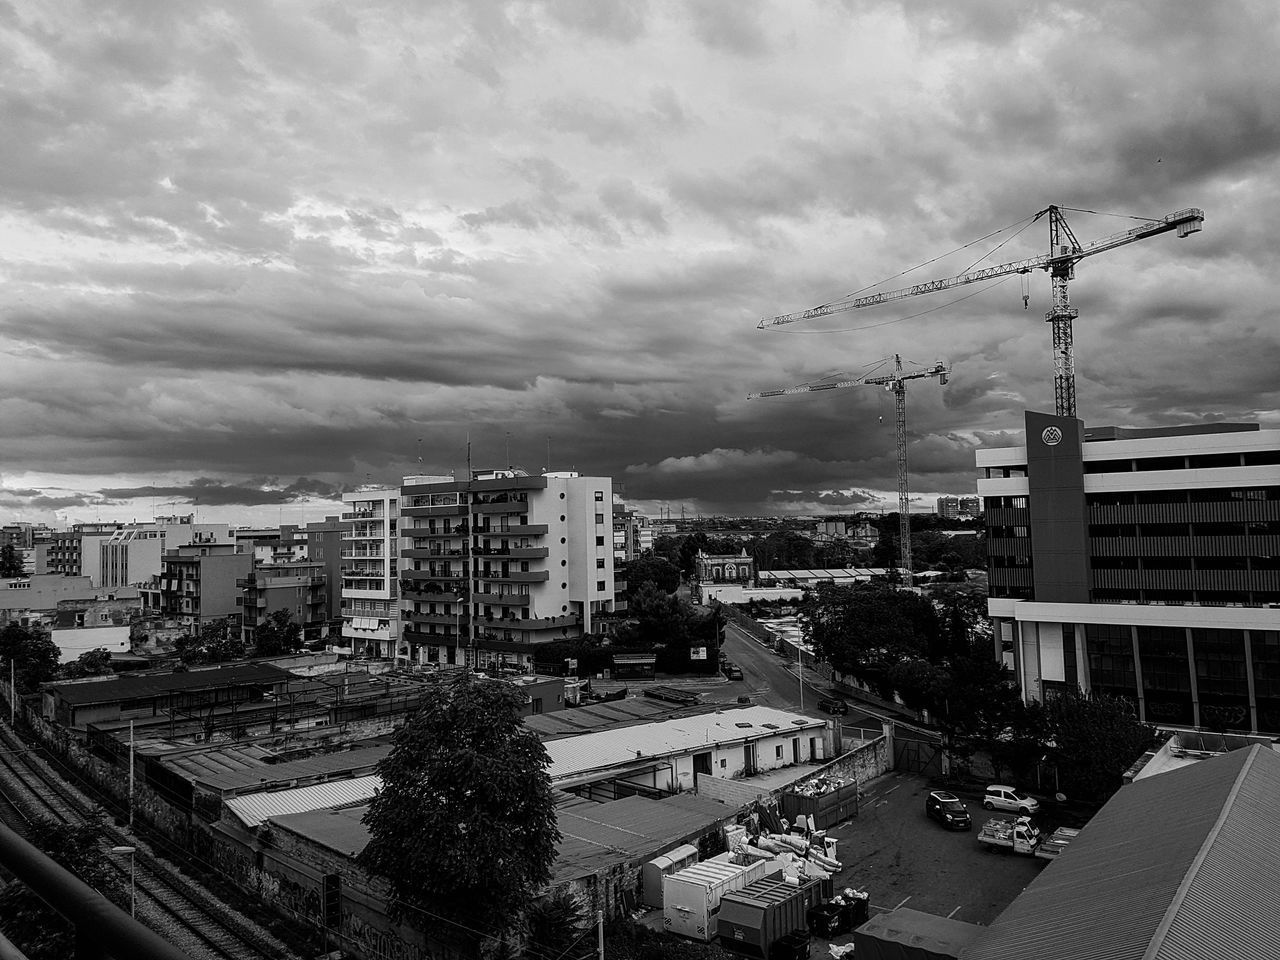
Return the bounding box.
[337,488,400,659]
[936,495,981,519]
[979,411,1280,734]
[238,560,329,647]
[612,502,654,564]
[399,470,616,671]
[146,543,253,633]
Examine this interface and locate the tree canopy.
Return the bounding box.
[0,543,25,578]
[622,555,681,594]
[252,609,302,657]
[0,621,61,694]
[798,582,939,685]
[1041,693,1156,801]
[60,647,114,680]
[359,672,560,943]
[174,616,245,665]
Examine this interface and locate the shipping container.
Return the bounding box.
[663,859,772,941]
[716,875,823,958]
[641,844,701,908]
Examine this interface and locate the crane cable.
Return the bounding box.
[768,274,1014,335]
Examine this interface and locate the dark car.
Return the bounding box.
[721,662,743,680]
[925,790,972,830]
[817,697,849,715]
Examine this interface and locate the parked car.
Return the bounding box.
[817,697,849,716]
[721,662,744,680]
[983,784,1040,815]
[925,790,972,830]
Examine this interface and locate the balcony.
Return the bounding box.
[402,503,468,517]
[472,523,548,537]
[472,546,549,559]
[341,509,385,521]
[472,500,529,515]
[341,547,385,559]
[399,583,466,602]
[475,570,550,584]
[403,609,471,627]
[402,568,466,583]
[402,626,464,644]
[471,591,531,606]
[404,548,466,560]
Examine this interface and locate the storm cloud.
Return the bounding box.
[1,1,1277,524]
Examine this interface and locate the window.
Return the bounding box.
[596,536,605,546]
[596,581,606,591]
[776,745,784,760]
[595,513,604,524]
[594,491,604,501]
[596,558,605,568]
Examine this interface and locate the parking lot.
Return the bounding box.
[819,773,1048,926]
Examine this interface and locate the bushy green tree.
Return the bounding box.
[623,556,681,594]
[799,582,939,681]
[359,673,560,941]
[520,890,592,960]
[60,647,114,680]
[0,543,25,578]
[0,621,61,693]
[1042,693,1156,801]
[253,609,302,657]
[175,616,245,664]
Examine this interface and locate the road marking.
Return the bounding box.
[894,896,912,910]
[947,906,962,919]
[883,785,900,795]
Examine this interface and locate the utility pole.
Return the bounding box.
[128,720,135,831]
[597,909,605,960]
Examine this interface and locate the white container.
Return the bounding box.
[640,844,700,908]
[662,858,771,941]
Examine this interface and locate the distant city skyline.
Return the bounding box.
[3,3,1276,525]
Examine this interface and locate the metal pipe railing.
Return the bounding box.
[0,823,190,960]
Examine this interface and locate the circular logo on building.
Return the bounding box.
[1041,426,1063,446]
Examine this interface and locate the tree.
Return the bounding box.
[60,647,114,680]
[174,617,245,665]
[623,556,681,594]
[359,672,560,942]
[520,890,592,960]
[1041,693,1156,802]
[253,609,302,657]
[0,543,24,578]
[0,814,124,960]
[798,582,939,682]
[0,621,61,694]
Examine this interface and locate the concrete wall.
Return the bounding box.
[696,773,776,807]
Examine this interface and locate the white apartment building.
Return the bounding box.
[399,469,617,671]
[336,487,400,659]
[99,516,231,589]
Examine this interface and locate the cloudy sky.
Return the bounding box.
[1,1,1277,526]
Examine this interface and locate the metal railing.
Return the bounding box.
[0,823,191,960]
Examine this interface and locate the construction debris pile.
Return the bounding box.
[791,774,853,798]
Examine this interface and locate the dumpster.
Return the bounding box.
[806,902,845,939]
[770,930,811,960]
[718,875,822,958]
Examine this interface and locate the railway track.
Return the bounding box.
[0,722,303,960]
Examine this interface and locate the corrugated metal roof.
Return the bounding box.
[525,699,724,740]
[50,663,290,705]
[263,790,728,886]
[963,745,1280,960]
[544,706,826,781]
[225,774,380,828]
[194,744,391,794]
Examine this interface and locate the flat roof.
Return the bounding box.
[524,698,723,741]
[544,706,826,782]
[48,663,291,706]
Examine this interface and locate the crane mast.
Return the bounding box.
[758,205,1203,418]
[749,356,949,588]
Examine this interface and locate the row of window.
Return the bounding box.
[1089,521,1280,537]
[1084,451,1280,474]
[1088,487,1279,506]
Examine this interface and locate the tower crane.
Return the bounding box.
[748,355,949,588]
[758,205,1203,418]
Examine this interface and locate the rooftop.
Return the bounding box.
[965,745,1280,960]
[46,662,291,706]
[226,774,381,828]
[544,705,826,782]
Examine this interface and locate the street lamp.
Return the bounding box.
[110,846,136,917]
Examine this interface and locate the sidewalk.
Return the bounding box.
[588,674,728,695]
